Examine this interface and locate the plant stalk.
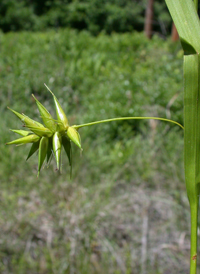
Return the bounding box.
[75,117,184,130]
[190,200,199,274]
[184,54,200,274]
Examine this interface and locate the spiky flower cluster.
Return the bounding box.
[7,84,82,176]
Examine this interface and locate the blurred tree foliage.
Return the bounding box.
[0,0,171,35]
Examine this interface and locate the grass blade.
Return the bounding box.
[184,54,200,274]
[165,0,200,54]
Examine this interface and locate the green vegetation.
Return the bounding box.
[0,29,190,273]
[165,0,200,273]
[0,0,171,35]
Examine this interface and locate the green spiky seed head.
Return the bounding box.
[7,84,82,176]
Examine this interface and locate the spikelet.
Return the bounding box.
[7,84,82,176]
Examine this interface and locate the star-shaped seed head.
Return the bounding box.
[6,84,82,177]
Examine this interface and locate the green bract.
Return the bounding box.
[6,84,82,176]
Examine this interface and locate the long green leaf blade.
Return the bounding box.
[184,55,200,202]
[165,0,200,54]
[184,54,200,274]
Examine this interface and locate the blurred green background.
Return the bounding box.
[0,0,171,35]
[0,1,193,273]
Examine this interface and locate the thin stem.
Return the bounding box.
[190,200,199,274]
[74,117,184,130]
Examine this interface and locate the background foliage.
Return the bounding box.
[0,29,194,273]
[0,0,171,35]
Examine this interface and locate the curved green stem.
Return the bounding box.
[74,117,184,130]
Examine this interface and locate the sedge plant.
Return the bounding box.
[6,84,183,177]
[6,0,200,273]
[164,0,200,273]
